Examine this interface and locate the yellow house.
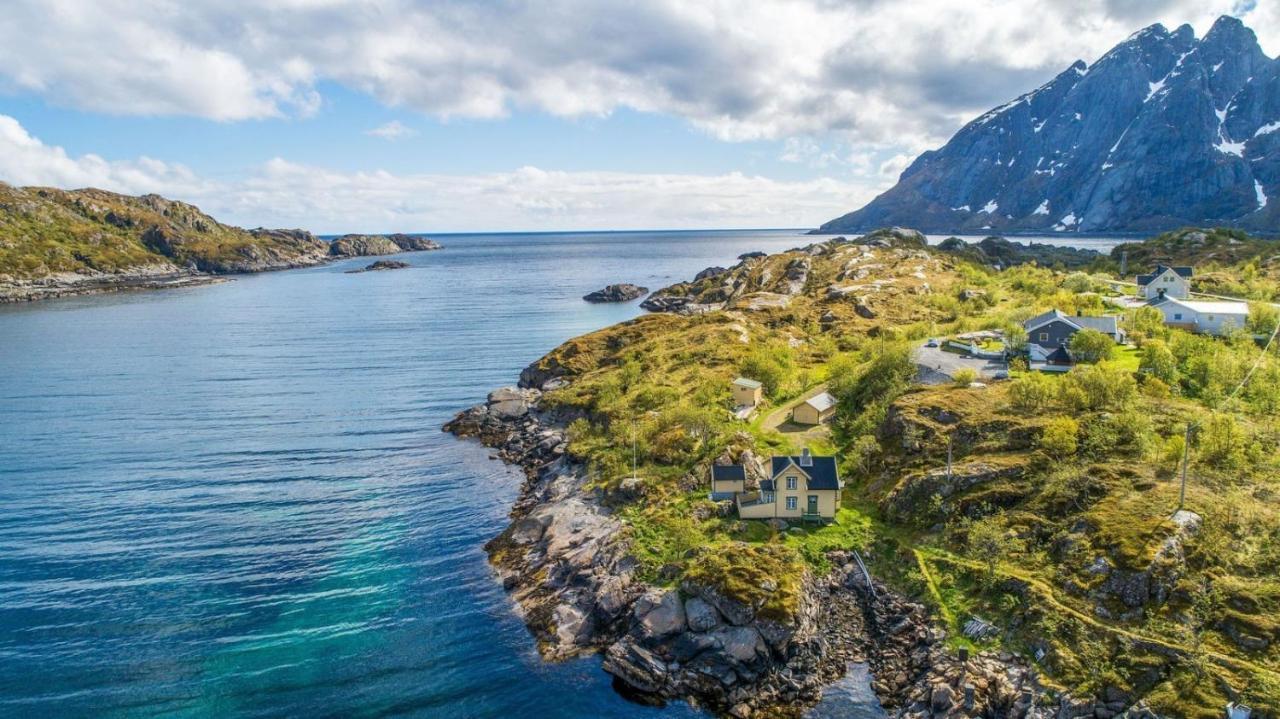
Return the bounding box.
[735,450,841,522]
[731,377,764,407]
[792,391,836,426]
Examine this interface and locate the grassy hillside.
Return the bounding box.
[1113,227,1280,300]
[522,229,1280,715]
[0,183,327,279]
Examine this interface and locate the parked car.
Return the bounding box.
[925,338,939,348]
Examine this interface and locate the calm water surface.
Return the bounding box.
[0,230,1122,718]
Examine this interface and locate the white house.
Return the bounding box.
[1150,296,1249,336]
[1136,265,1192,300]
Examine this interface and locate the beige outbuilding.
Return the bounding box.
[731,377,764,407]
[791,391,836,426]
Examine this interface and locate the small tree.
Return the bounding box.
[1248,302,1280,336]
[966,517,1023,580]
[1128,305,1167,341]
[1008,371,1054,411]
[1139,340,1178,384]
[1040,416,1080,458]
[1068,328,1115,363]
[1004,324,1029,354]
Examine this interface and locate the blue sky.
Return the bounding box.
[0,1,1272,233]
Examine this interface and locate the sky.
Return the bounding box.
[0,0,1275,233]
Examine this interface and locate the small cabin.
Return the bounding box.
[731,377,763,407]
[792,392,836,426]
[710,464,747,501]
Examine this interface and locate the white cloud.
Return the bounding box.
[365,120,417,140]
[0,1,1272,148]
[0,114,875,232]
[0,115,210,196]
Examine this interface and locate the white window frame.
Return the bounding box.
[785,496,797,511]
[786,476,798,490]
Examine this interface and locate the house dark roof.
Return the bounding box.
[1023,308,1070,331]
[711,465,746,482]
[1024,309,1121,336]
[1136,264,1193,286]
[760,479,775,492]
[1046,344,1074,364]
[771,455,840,490]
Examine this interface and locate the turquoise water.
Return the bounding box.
[0,230,1123,717]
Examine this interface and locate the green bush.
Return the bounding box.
[1008,372,1054,412]
[1068,328,1115,363]
[1040,416,1080,458]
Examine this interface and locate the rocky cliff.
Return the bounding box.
[819,16,1280,234]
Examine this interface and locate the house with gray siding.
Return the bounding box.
[1023,309,1126,357]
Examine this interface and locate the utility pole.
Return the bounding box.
[946,435,953,481]
[1178,422,1193,511]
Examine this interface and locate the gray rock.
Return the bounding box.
[684,597,722,632]
[583,283,649,303]
[634,589,686,637]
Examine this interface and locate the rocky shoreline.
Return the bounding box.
[442,372,1144,717]
[0,265,227,303]
[0,234,442,304]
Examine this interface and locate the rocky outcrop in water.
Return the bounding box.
[345,260,411,273]
[818,16,1280,234]
[329,234,441,257]
[583,284,649,303]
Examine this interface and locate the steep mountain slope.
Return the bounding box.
[819,16,1280,234]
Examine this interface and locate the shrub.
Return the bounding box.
[1040,416,1080,458]
[1008,372,1054,412]
[740,343,795,399]
[1128,306,1167,341]
[1248,302,1280,336]
[952,367,978,386]
[1061,363,1136,411]
[1139,340,1178,384]
[1068,328,1115,363]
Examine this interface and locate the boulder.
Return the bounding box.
[583,283,649,303]
[635,589,686,637]
[685,596,722,632]
[695,266,729,281]
[344,259,410,273]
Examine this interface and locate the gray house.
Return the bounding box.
[1023,309,1126,354]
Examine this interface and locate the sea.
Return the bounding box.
[0,230,1125,718]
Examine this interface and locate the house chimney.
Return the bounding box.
[1076,309,1083,317]
[1157,287,1166,298]
[800,448,813,467]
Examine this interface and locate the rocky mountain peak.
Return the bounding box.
[818,16,1280,234]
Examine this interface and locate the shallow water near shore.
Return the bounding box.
[0,230,1124,717]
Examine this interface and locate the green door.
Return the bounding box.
[807,495,818,516]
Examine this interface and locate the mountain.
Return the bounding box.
[818,16,1280,234]
[0,184,439,301]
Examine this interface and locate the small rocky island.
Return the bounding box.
[345,260,411,273]
[582,283,649,303]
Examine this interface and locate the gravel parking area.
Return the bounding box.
[912,342,1008,384]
